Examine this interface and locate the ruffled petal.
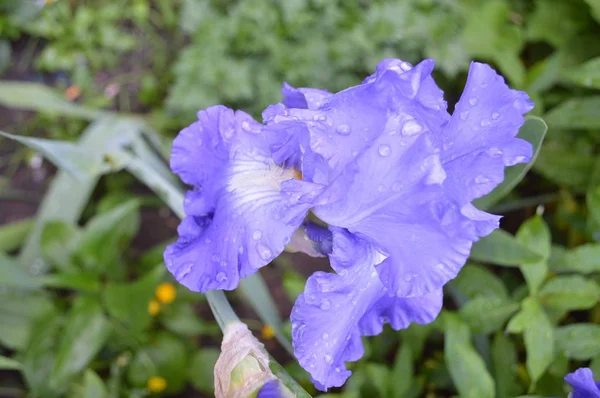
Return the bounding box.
[291,229,442,390]
[165,107,312,292]
[565,368,600,398]
[282,83,332,110]
[441,62,534,204]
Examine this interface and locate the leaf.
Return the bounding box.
[460,297,519,334]
[104,266,164,333]
[516,215,551,294]
[22,314,63,397]
[40,221,82,273]
[555,324,600,360]
[563,57,600,88]
[0,81,103,119]
[390,342,414,398]
[470,229,543,266]
[506,297,554,386]
[77,199,140,275]
[474,116,547,210]
[545,96,600,130]
[492,333,521,398]
[444,313,495,398]
[39,272,101,292]
[0,217,33,253]
[70,370,108,398]
[451,263,509,300]
[588,185,600,226]
[238,273,293,355]
[527,0,589,48]
[160,302,212,337]
[188,348,220,394]
[50,296,111,388]
[0,252,42,290]
[127,332,189,394]
[539,275,600,311]
[585,0,600,23]
[550,243,600,274]
[0,355,22,370]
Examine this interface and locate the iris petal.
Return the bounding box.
[165,106,311,292]
[291,229,442,390]
[565,368,600,398]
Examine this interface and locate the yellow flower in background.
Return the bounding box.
[155,282,177,304]
[261,325,275,340]
[147,376,167,393]
[148,299,160,316]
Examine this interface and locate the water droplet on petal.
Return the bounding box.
[388,130,397,136]
[377,184,386,192]
[486,147,503,158]
[241,121,250,131]
[378,144,391,157]
[204,238,211,244]
[219,260,228,267]
[492,112,500,120]
[392,181,403,192]
[252,230,262,240]
[256,243,272,261]
[336,124,351,135]
[468,97,478,106]
[400,61,412,71]
[403,273,413,282]
[323,354,333,364]
[322,332,329,340]
[460,111,468,120]
[211,254,219,263]
[320,299,332,310]
[402,120,422,136]
[481,119,491,127]
[216,272,228,282]
[238,246,244,254]
[351,150,359,157]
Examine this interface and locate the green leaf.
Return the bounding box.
[127,332,189,394]
[555,324,600,360]
[188,348,220,394]
[460,297,519,334]
[451,263,508,300]
[50,296,111,387]
[0,217,33,253]
[77,199,140,275]
[0,81,103,119]
[0,252,42,290]
[22,313,63,397]
[516,215,551,294]
[507,297,554,386]
[470,229,543,266]
[588,185,600,226]
[549,243,600,274]
[104,266,164,333]
[585,0,600,23]
[70,370,107,398]
[364,363,390,397]
[492,333,521,398]
[390,342,414,398]
[527,0,590,48]
[545,96,600,130]
[160,302,214,337]
[539,275,600,311]
[39,272,101,292]
[444,313,495,398]
[238,273,293,355]
[0,355,21,370]
[475,117,548,210]
[40,221,82,273]
[563,57,600,88]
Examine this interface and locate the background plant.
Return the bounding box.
[0,0,599,397]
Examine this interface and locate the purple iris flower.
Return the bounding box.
[565,368,600,398]
[165,58,533,390]
[268,59,533,389]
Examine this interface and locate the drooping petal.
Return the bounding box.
[281,82,332,110]
[291,229,442,390]
[565,368,600,398]
[165,106,312,292]
[441,62,534,204]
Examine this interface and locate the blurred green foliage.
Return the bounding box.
[1,0,600,397]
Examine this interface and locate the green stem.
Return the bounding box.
[206,291,240,330]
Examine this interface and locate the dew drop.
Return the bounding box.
[320,299,332,310]
[392,181,403,192]
[486,147,503,158]
[351,150,359,157]
[241,121,250,131]
[400,61,412,71]
[256,243,272,260]
[403,273,413,282]
[219,260,228,267]
[336,124,351,135]
[378,144,391,157]
[460,111,468,120]
[402,120,422,136]
[480,119,491,127]
[322,332,330,340]
[475,175,490,184]
[252,230,262,240]
[377,184,386,192]
[211,254,219,263]
[205,238,212,244]
[238,246,244,254]
[468,97,478,106]
[216,272,228,282]
[388,130,398,136]
[323,354,333,364]
[492,112,500,120]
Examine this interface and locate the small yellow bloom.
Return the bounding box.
[147,376,167,393]
[148,300,160,316]
[155,282,177,304]
[261,325,275,340]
